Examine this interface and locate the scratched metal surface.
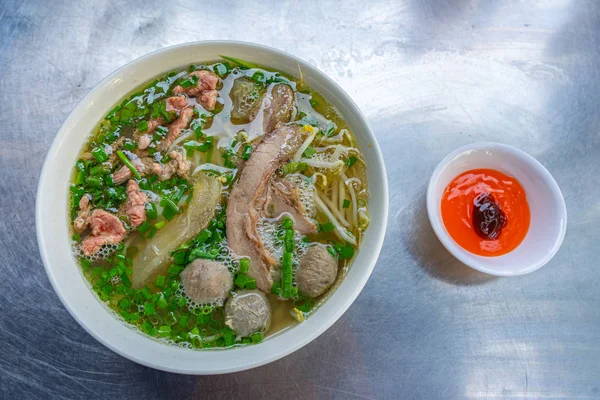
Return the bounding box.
[1,0,599,398]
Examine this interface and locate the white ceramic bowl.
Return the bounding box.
[36,42,388,374]
[426,142,566,276]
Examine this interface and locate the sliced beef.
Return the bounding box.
[137,134,151,150]
[146,118,163,134]
[198,89,218,111]
[73,195,92,233]
[169,151,191,176]
[296,244,338,298]
[262,84,294,134]
[81,209,127,256]
[264,177,317,234]
[159,107,194,151]
[124,180,147,228]
[173,70,219,111]
[226,124,308,292]
[112,155,154,185]
[165,95,188,113]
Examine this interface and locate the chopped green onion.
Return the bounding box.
[154,220,166,230]
[156,295,168,309]
[155,275,166,288]
[137,221,152,234]
[343,199,351,209]
[157,325,171,338]
[173,251,187,265]
[320,222,335,233]
[281,252,293,298]
[271,281,281,296]
[234,274,251,289]
[309,99,319,108]
[180,79,194,89]
[162,198,179,221]
[145,202,158,219]
[196,229,212,244]
[189,249,217,260]
[242,144,253,160]
[250,332,263,343]
[213,63,229,77]
[284,229,295,253]
[116,150,142,180]
[245,279,256,290]
[345,156,357,168]
[137,120,149,132]
[239,258,249,273]
[143,302,155,316]
[91,147,108,162]
[85,176,102,187]
[168,264,183,275]
[75,170,86,185]
[281,216,294,230]
[219,55,260,70]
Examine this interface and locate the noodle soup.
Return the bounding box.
[68,57,369,349]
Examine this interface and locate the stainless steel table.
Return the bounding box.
[1,0,598,398]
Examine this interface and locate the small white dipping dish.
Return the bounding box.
[36,41,388,374]
[426,142,567,276]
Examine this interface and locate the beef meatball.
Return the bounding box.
[180,259,233,306]
[224,290,271,337]
[296,245,338,298]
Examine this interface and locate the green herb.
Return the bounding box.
[235,274,251,289]
[345,156,357,168]
[242,144,252,160]
[123,139,136,151]
[162,198,179,221]
[137,221,152,234]
[144,302,156,316]
[213,63,229,77]
[116,150,142,180]
[250,332,263,343]
[91,147,108,162]
[282,161,307,175]
[219,55,260,70]
[145,202,158,219]
[343,199,351,208]
[155,275,166,288]
[239,258,249,273]
[137,120,149,132]
[309,99,319,108]
[320,222,335,233]
[303,146,316,158]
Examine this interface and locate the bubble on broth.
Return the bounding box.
[72,242,119,262]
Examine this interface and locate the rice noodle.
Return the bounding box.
[342,173,360,227]
[293,130,316,162]
[317,191,349,227]
[315,195,357,245]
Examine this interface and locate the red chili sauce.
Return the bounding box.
[441,168,530,256]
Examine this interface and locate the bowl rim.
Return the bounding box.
[35,40,389,374]
[426,141,567,276]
